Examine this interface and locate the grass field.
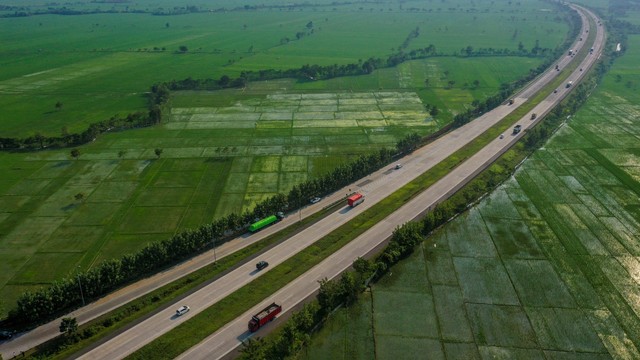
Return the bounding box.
[301,34,640,359]
[0,0,569,137]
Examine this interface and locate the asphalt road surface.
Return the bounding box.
[0,4,603,360]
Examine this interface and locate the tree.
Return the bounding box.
[34,132,45,149]
[154,148,163,158]
[306,21,313,29]
[240,337,267,359]
[118,150,126,159]
[59,317,78,336]
[178,45,188,53]
[472,79,480,88]
[429,106,439,116]
[165,22,170,28]
[70,148,80,160]
[55,101,63,111]
[74,193,85,202]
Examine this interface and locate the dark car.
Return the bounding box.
[0,330,13,340]
[256,261,269,270]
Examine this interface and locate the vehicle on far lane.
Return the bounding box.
[176,305,190,316]
[512,125,522,135]
[395,164,403,169]
[0,330,14,340]
[256,261,269,270]
[310,197,321,204]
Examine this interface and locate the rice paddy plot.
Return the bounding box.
[119,207,184,234]
[453,257,520,305]
[375,336,444,360]
[504,259,575,307]
[466,303,539,348]
[433,285,474,342]
[445,211,498,258]
[303,294,374,360]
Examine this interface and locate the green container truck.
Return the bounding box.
[249,212,284,232]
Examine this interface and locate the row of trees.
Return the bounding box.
[158,36,549,93]
[0,111,157,151]
[0,74,173,151]
[4,134,412,327]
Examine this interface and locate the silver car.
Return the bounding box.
[176,305,190,316]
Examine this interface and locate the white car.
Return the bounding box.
[310,197,321,204]
[176,305,190,316]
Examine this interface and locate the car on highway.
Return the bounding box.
[176,305,190,316]
[554,89,558,93]
[513,125,522,134]
[0,330,14,340]
[395,164,403,169]
[310,197,321,204]
[256,261,269,270]
[499,134,504,139]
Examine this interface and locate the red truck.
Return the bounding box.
[248,303,282,332]
[347,193,365,207]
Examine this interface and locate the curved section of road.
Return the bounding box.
[177,6,605,360]
[72,5,603,360]
[0,4,602,360]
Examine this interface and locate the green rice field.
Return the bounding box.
[301,34,640,359]
[0,0,569,137]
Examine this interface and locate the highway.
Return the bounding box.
[0,4,604,360]
[68,4,604,360]
[177,5,605,360]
